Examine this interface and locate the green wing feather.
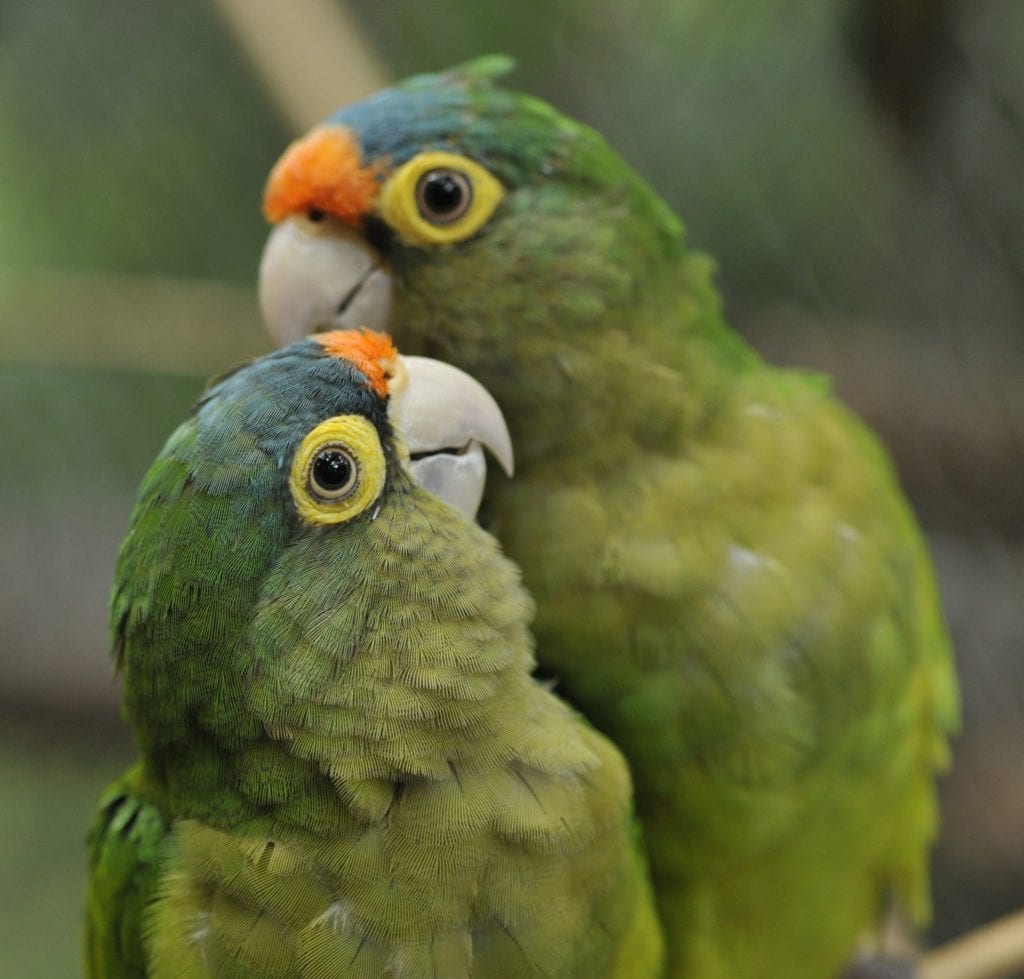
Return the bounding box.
[85,765,169,978]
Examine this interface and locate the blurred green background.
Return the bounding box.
[2,0,1022,974]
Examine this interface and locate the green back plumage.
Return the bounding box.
[86,337,663,977]
[304,63,960,978]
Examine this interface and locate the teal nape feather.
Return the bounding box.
[85,329,663,978]
[258,60,959,979]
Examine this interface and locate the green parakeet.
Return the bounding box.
[85,328,662,977]
[258,58,959,978]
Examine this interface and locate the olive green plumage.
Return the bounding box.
[278,60,960,977]
[85,337,661,977]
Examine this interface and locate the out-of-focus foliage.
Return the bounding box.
[0,0,288,279]
[0,365,206,704]
[0,718,133,979]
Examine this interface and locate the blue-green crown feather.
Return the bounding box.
[329,56,681,242]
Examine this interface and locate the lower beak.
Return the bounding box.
[259,217,393,345]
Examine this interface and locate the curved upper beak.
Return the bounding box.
[389,355,514,520]
[259,217,393,345]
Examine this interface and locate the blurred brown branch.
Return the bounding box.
[921,906,1024,979]
[0,266,267,375]
[211,0,389,132]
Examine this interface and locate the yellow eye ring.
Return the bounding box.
[289,415,386,525]
[377,151,504,247]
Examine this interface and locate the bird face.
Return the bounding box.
[258,60,682,370]
[215,330,512,523]
[258,126,508,346]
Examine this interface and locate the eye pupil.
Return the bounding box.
[307,207,325,222]
[310,447,357,499]
[314,450,351,487]
[416,169,472,223]
[423,173,462,212]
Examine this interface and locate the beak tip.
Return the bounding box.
[495,440,515,478]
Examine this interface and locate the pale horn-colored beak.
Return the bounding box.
[389,355,514,520]
[259,217,393,345]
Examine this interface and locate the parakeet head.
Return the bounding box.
[200,328,512,525]
[113,329,516,795]
[259,57,684,368]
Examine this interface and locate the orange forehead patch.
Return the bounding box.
[316,329,399,398]
[262,126,383,225]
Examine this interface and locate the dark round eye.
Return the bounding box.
[415,168,473,224]
[307,207,326,222]
[309,445,359,500]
